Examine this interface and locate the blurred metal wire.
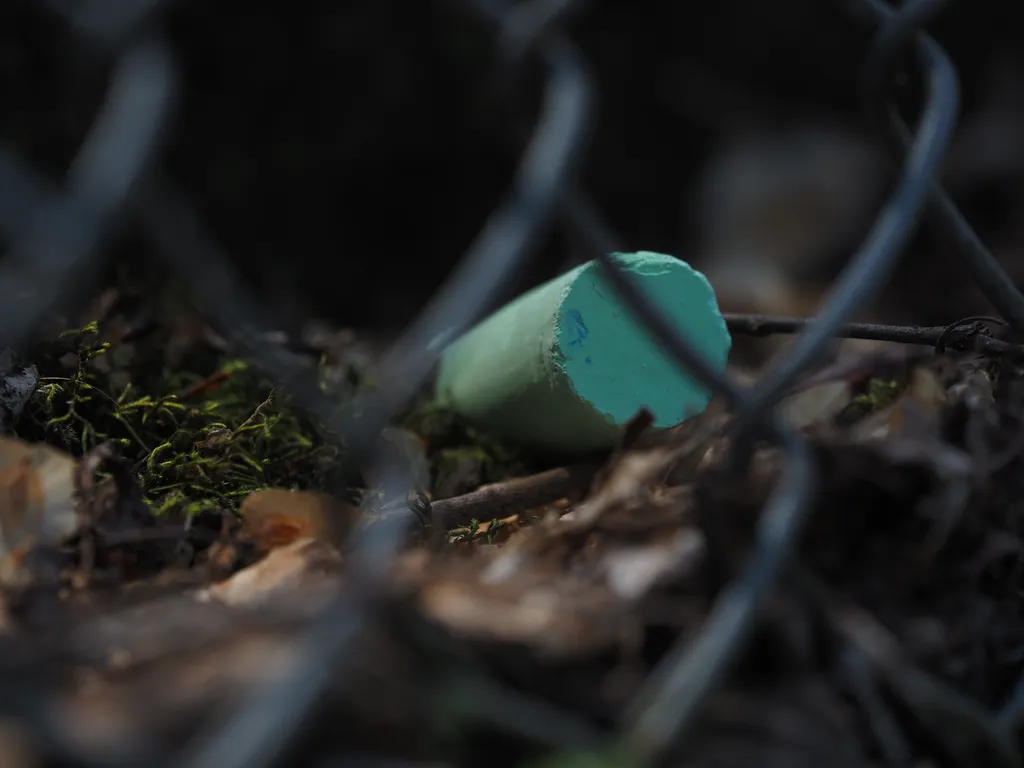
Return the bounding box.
[0,0,1022,765]
[0,38,174,351]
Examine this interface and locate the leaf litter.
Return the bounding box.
[6,285,1024,766]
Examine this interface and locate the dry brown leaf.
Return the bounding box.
[416,474,700,661]
[0,437,82,584]
[844,365,972,562]
[600,528,705,601]
[780,380,852,432]
[565,447,677,528]
[418,574,628,658]
[237,487,363,551]
[198,537,342,609]
[778,348,931,435]
[55,623,418,761]
[849,366,947,444]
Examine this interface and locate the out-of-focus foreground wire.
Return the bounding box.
[0,0,1021,765]
[168,1,593,766]
[737,0,958,427]
[853,0,1024,333]
[0,39,174,351]
[606,1,961,761]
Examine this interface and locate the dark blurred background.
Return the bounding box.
[3,0,1024,345]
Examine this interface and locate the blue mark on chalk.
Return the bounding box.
[585,356,592,365]
[564,309,589,349]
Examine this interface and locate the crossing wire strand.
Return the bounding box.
[0,0,1017,764]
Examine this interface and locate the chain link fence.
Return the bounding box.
[3,0,1024,765]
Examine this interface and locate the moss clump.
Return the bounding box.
[17,321,342,520]
[402,400,532,499]
[836,377,902,427]
[12,297,541,523]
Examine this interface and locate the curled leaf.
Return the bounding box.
[0,437,81,567]
[199,537,342,609]
[237,488,362,551]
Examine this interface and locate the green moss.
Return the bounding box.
[402,400,532,498]
[526,745,642,768]
[836,377,902,427]
[11,294,542,523]
[17,321,342,521]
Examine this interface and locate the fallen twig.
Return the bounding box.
[429,461,602,530]
[724,313,1024,358]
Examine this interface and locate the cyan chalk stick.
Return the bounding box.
[434,251,731,454]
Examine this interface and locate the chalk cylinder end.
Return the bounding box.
[435,252,731,454]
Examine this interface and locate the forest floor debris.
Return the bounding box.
[4,287,1024,767]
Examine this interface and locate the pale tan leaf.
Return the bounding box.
[237,488,362,552]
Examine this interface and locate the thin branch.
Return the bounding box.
[724,313,1024,358]
[410,313,1022,534]
[428,460,601,530]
